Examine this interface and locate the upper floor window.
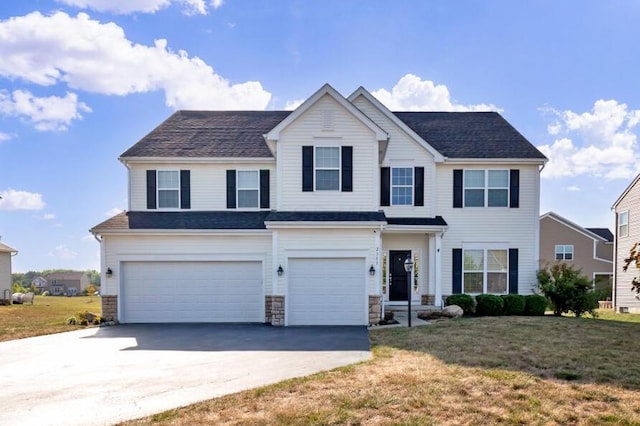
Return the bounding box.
[464,170,509,207]
[391,168,413,205]
[555,244,574,261]
[157,170,180,208]
[315,146,340,190]
[463,248,508,294]
[619,211,629,237]
[237,170,260,208]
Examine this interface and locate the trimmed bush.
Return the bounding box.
[501,294,526,315]
[524,294,547,316]
[475,294,504,316]
[445,294,475,315]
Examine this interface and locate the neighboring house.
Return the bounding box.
[612,173,640,313]
[91,83,547,326]
[39,272,90,296]
[539,212,613,296]
[31,276,48,293]
[0,241,17,304]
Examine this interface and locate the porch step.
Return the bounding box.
[384,304,438,312]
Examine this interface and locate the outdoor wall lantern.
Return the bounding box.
[277,265,284,276]
[369,265,376,276]
[106,267,113,277]
[403,255,414,327]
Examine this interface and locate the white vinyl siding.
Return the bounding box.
[128,162,275,211]
[0,253,12,296]
[614,178,640,312]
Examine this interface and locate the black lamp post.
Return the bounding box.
[403,254,413,327]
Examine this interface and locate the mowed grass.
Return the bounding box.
[0,295,101,342]
[124,312,640,425]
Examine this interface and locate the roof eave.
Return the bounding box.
[444,158,547,165]
[119,156,275,165]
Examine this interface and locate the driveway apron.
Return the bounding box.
[0,324,371,426]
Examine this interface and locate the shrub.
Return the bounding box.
[475,294,504,316]
[501,294,526,315]
[445,294,475,315]
[537,263,598,317]
[524,294,547,316]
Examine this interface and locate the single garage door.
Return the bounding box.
[122,261,263,323]
[287,257,367,326]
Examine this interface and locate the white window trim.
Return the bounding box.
[463,169,509,208]
[314,146,341,191]
[391,166,414,206]
[236,170,260,210]
[156,170,181,210]
[461,247,509,295]
[554,244,574,261]
[618,210,629,238]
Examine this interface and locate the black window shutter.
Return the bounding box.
[341,146,353,192]
[302,146,313,192]
[226,170,236,209]
[414,167,424,206]
[146,170,157,209]
[510,169,520,208]
[453,169,463,208]
[180,170,190,209]
[380,167,390,206]
[509,248,519,294]
[452,248,463,294]
[260,169,270,209]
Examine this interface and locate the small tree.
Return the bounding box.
[622,242,640,296]
[537,262,597,318]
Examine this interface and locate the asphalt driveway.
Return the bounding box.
[0,324,371,426]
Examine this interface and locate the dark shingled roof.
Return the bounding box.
[265,211,387,222]
[394,112,547,159]
[586,227,614,242]
[386,216,448,226]
[91,211,269,231]
[120,110,291,158]
[120,110,546,160]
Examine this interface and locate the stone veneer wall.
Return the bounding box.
[368,295,381,325]
[421,294,436,305]
[101,295,118,322]
[265,295,285,326]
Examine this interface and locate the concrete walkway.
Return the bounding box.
[0,324,370,426]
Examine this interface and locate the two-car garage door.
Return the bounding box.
[121,261,263,323]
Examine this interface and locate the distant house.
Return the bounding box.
[31,276,48,293]
[539,212,613,297]
[612,173,640,313]
[38,272,90,296]
[0,241,18,304]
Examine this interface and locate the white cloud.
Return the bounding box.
[538,100,640,180]
[0,90,90,131]
[0,132,11,142]
[54,0,222,15]
[48,244,78,260]
[43,213,56,220]
[105,207,124,217]
[566,186,580,192]
[0,189,45,210]
[371,74,502,112]
[0,12,270,111]
[81,234,95,242]
[284,98,304,110]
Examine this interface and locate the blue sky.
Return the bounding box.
[1,0,639,272]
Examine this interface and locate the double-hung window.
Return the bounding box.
[618,211,629,237]
[157,171,180,208]
[555,245,573,261]
[237,170,259,208]
[391,168,413,205]
[464,170,509,207]
[463,248,508,294]
[315,147,340,190]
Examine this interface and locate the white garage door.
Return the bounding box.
[287,257,367,326]
[122,261,263,323]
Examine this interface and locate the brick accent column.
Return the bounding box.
[101,295,118,323]
[421,294,435,305]
[265,295,285,326]
[368,295,381,325]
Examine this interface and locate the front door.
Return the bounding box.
[389,250,411,301]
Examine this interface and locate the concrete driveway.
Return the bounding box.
[0,324,371,426]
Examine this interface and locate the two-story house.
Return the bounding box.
[539,211,613,298]
[0,240,17,304]
[612,173,640,313]
[35,272,90,296]
[91,84,547,325]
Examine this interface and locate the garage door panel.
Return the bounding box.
[288,258,366,326]
[122,261,263,323]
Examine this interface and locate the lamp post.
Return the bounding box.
[403,254,414,327]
